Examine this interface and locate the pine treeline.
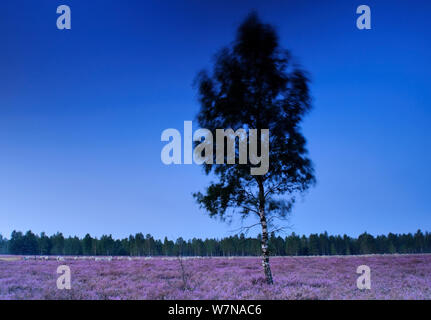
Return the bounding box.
[1,230,430,257]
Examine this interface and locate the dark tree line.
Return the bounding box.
[2,230,431,257]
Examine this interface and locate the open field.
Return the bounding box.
[1,254,430,299]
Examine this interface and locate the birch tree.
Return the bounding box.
[193,12,315,284]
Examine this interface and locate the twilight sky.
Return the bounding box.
[1,0,430,240]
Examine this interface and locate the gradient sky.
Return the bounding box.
[1,0,430,240]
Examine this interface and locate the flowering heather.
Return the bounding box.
[1,255,430,300]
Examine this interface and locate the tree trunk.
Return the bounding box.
[259,210,273,284]
[258,179,273,284]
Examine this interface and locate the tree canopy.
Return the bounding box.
[193,12,315,283]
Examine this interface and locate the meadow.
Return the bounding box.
[1,254,430,300]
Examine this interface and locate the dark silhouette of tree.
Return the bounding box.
[39,232,52,255]
[0,234,7,254]
[414,229,425,253]
[64,236,82,255]
[83,233,93,255]
[23,231,39,254]
[9,230,24,254]
[193,12,315,284]
[51,232,65,255]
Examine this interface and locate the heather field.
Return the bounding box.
[1,254,430,300]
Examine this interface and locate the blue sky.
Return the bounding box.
[1,0,430,240]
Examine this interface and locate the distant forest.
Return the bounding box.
[1,230,430,257]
